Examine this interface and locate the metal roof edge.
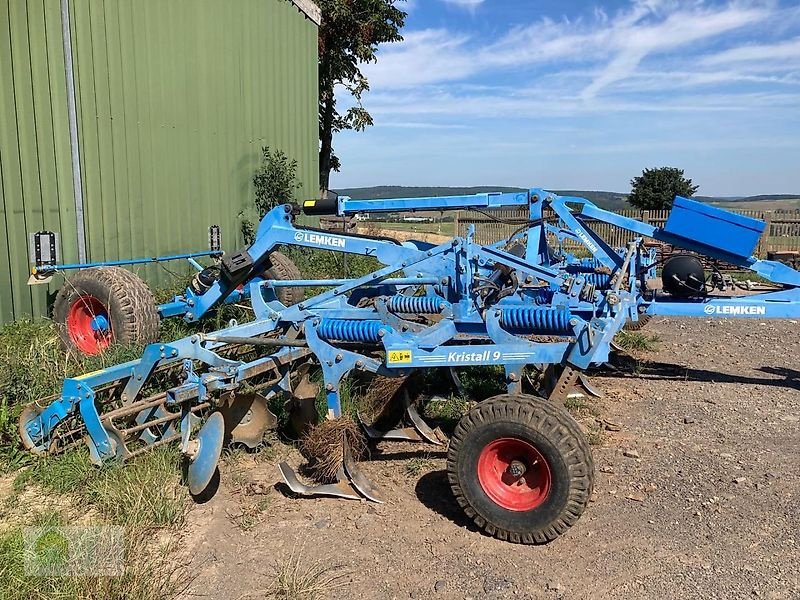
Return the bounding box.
[289,0,321,26]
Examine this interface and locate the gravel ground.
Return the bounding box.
[179,317,799,600]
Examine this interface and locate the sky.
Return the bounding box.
[330,0,800,196]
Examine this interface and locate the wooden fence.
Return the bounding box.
[455,207,800,259]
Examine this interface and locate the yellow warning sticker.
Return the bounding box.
[387,350,413,364]
[303,199,317,208]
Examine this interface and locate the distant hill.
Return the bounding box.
[335,186,799,212]
[696,194,800,202]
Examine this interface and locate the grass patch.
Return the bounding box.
[564,396,600,417]
[448,366,506,400]
[422,395,470,434]
[404,454,436,477]
[0,525,188,600]
[229,497,271,532]
[585,421,605,447]
[15,447,186,529]
[0,447,189,600]
[267,546,348,600]
[614,330,661,353]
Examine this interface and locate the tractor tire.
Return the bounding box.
[447,393,594,544]
[624,314,652,331]
[264,251,303,306]
[53,267,160,356]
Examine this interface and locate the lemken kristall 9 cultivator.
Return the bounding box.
[19,189,800,544]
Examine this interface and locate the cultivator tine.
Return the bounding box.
[342,435,385,503]
[277,434,384,502]
[285,367,320,438]
[358,389,443,446]
[278,463,362,501]
[577,374,604,399]
[546,365,582,403]
[405,404,444,445]
[610,340,627,355]
[448,367,467,397]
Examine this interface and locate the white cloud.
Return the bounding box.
[703,37,800,65]
[365,0,777,95]
[440,0,485,7]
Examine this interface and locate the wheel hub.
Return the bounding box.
[477,437,551,512]
[66,295,113,354]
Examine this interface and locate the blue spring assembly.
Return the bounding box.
[500,307,573,335]
[566,257,603,273]
[317,319,385,343]
[387,296,447,314]
[529,288,555,305]
[584,273,612,289]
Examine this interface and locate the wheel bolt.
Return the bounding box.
[508,460,527,478]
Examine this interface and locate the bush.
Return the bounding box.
[242,146,302,244]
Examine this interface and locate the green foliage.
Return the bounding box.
[451,366,507,400]
[615,330,661,352]
[1,447,188,600]
[317,0,406,189]
[628,167,700,211]
[242,146,301,244]
[0,525,186,600]
[16,447,186,528]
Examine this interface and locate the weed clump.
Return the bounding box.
[614,330,661,353]
[299,417,367,483]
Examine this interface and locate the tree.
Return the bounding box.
[317,0,406,192]
[628,167,700,211]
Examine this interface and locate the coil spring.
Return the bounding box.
[584,273,612,289]
[566,257,603,274]
[317,319,384,343]
[387,296,446,314]
[530,288,555,305]
[500,307,572,335]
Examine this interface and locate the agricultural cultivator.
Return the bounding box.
[20,188,800,544]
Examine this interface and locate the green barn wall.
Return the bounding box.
[0,0,318,324]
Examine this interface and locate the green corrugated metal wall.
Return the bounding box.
[0,0,318,324]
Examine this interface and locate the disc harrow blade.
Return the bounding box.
[221,392,277,449]
[186,412,225,496]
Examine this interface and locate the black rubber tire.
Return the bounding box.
[53,266,160,355]
[624,314,652,331]
[447,393,594,544]
[264,251,303,306]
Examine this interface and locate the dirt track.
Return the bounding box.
[180,318,799,600]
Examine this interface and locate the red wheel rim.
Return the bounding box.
[66,295,112,355]
[477,437,552,511]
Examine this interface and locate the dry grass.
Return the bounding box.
[299,418,366,483]
[267,546,349,600]
[357,375,407,424]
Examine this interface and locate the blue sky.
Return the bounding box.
[331,0,800,195]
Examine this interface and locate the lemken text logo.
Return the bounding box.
[294,231,346,248]
[703,304,766,316]
[575,229,599,254]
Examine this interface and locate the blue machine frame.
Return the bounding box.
[20,188,800,491]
